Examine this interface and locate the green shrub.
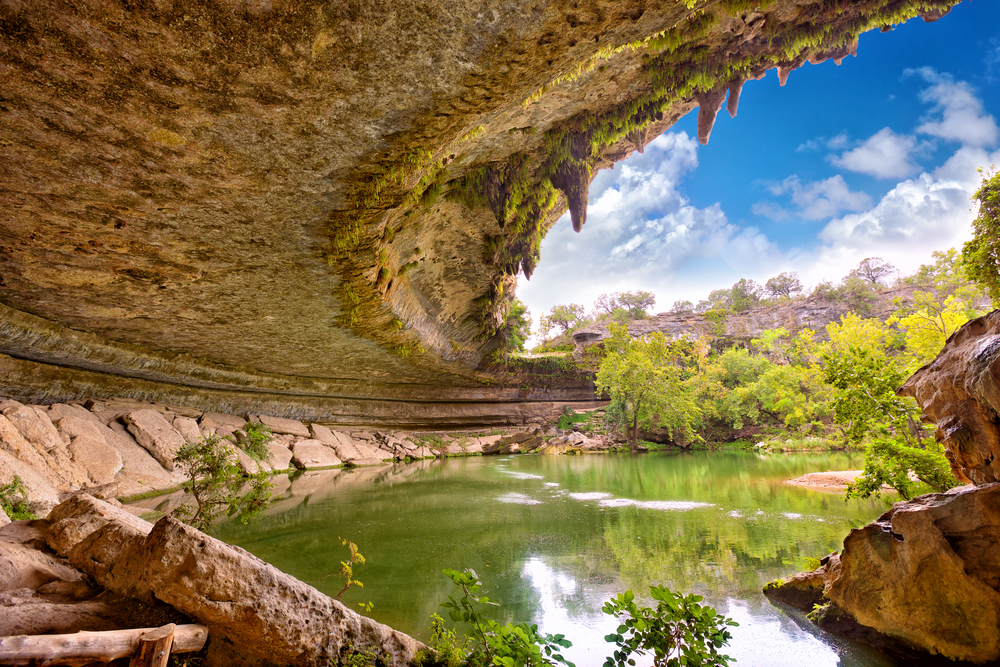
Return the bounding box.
[602,587,737,667]
[0,475,36,520]
[238,422,274,461]
[173,434,273,532]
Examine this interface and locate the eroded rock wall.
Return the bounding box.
[0,0,960,417]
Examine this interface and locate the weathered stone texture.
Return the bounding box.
[123,410,186,472]
[901,311,1000,484]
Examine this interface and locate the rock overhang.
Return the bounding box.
[0,0,961,421]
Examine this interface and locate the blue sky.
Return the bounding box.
[518,0,1000,329]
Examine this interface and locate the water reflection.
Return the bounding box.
[213,452,901,666]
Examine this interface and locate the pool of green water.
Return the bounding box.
[214,451,900,667]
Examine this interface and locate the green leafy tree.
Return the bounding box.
[595,324,700,451]
[670,300,694,313]
[890,292,983,367]
[728,279,761,312]
[173,434,273,532]
[603,586,737,667]
[822,346,913,445]
[845,437,957,501]
[962,168,1000,306]
[595,291,657,320]
[764,272,802,299]
[548,304,586,333]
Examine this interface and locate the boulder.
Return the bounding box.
[537,443,582,455]
[0,505,8,526]
[65,503,424,667]
[291,440,343,469]
[520,436,544,452]
[45,494,154,558]
[172,416,203,443]
[1,404,89,489]
[763,555,835,611]
[0,541,85,592]
[901,312,1000,484]
[0,449,61,514]
[46,403,103,425]
[258,415,310,438]
[499,442,521,455]
[0,414,55,483]
[123,409,186,472]
[199,412,247,435]
[104,421,184,486]
[822,484,1000,663]
[266,441,295,471]
[412,446,435,459]
[308,423,337,445]
[53,416,124,485]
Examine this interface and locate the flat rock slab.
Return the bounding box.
[199,412,247,434]
[54,416,124,485]
[123,410,186,472]
[258,415,310,438]
[291,440,342,469]
[266,442,295,471]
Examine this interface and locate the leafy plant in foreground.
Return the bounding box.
[846,436,958,500]
[173,434,273,532]
[438,568,574,667]
[602,586,737,667]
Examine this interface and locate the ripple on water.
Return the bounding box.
[497,492,543,505]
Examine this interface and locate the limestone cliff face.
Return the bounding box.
[0,0,959,421]
[572,286,919,352]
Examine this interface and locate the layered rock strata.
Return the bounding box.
[765,311,1000,664]
[0,0,960,418]
[1,495,423,666]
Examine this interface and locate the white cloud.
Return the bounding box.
[762,175,872,220]
[830,128,925,179]
[796,132,850,152]
[909,67,999,147]
[517,132,781,317]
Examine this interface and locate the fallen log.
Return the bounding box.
[0,623,207,666]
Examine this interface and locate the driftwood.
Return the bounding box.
[0,623,207,666]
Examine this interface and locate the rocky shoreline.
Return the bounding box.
[0,394,614,521]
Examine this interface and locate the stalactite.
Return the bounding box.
[628,128,646,154]
[726,80,744,118]
[696,87,727,145]
[551,161,592,233]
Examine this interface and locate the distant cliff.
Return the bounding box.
[573,286,921,352]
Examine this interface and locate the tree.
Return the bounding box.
[764,272,802,299]
[891,292,983,367]
[670,300,694,313]
[728,279,761,312]
[962,168,1000,307]
[851,257,895,285]
[536,315,553,342]
[548,303,586,332]
[173,433,273,532]
[594,324,699,451]
[594,291,656,319]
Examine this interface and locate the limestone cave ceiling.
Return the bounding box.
[0,0,960,402]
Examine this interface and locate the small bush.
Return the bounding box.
[173,435,273,532]
[0,475,36,520]
[238,422,274,461]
